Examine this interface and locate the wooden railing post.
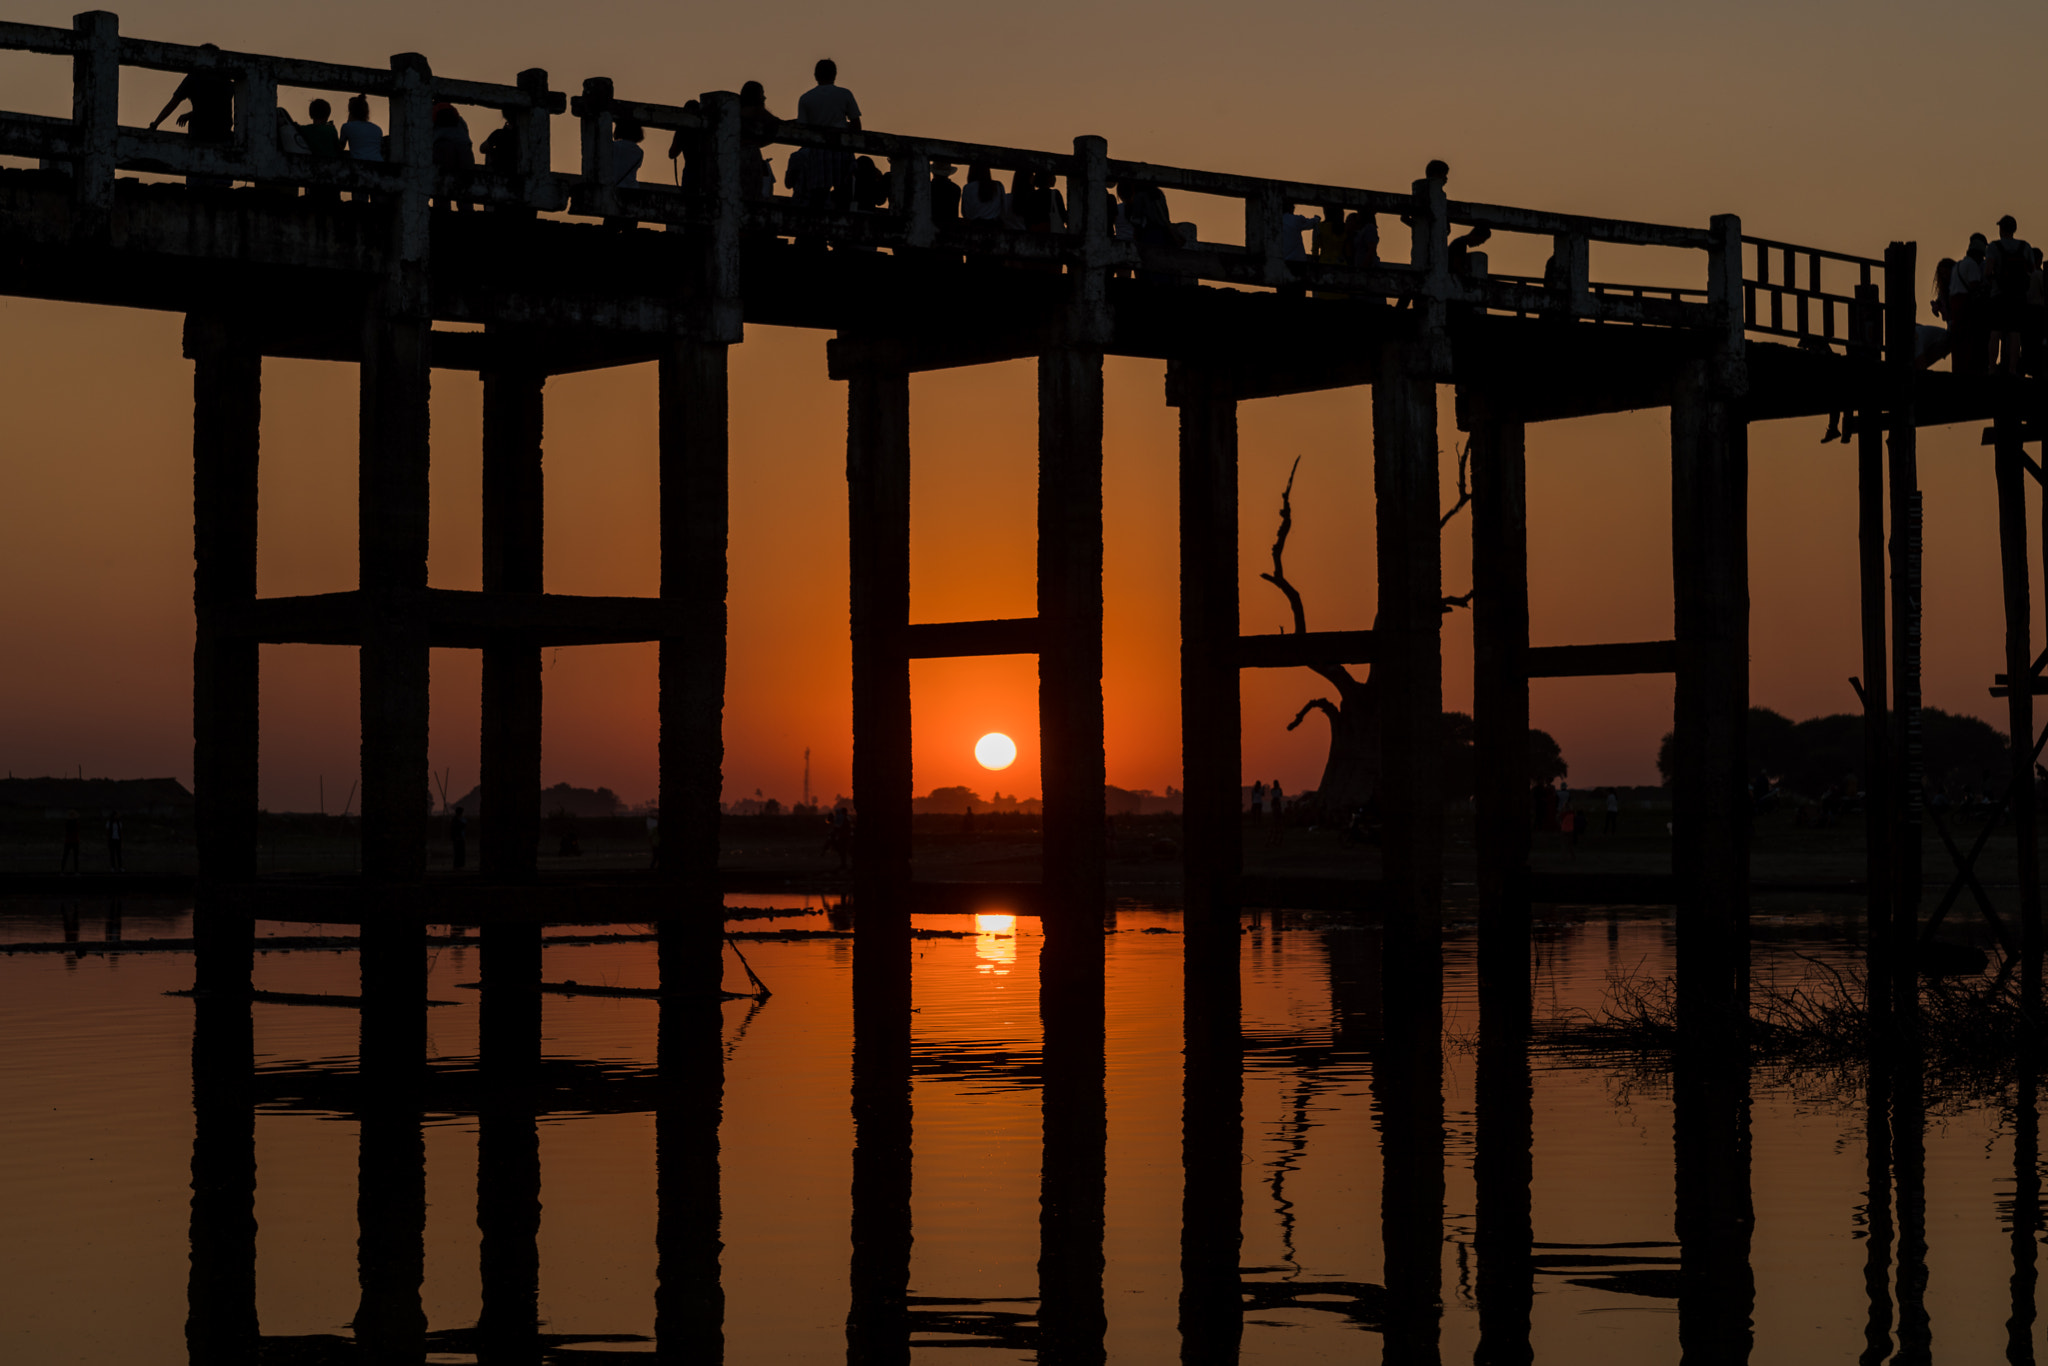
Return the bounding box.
[577,77,614,215]
[1065,135,1112,344]
[69,10,118,228]
[237,63,284,181]
[512,68,558,212]
[387,53,434,267]
[698,89,743,343]
[1246,184,1286,289]
[893,149,933,249]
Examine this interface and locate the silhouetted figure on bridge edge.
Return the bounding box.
[104,809,123,873]
[737,82,779,201]
[961,161,1003,222]
[1987,215,2035,375]
[59,809,80,873]
[301,98,342,204]
[1449,223,1491,277]
[430,103,474,211]
[792,58,860,213]
[340,95,383,163]
[450,805,467,871]
[147,44,233,188]
[929,159,960,223]
[1950,233,1990,376]
[1919,258,1956,370]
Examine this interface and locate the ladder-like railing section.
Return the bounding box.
[0,10,1881,357]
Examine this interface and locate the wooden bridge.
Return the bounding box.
[6,10,2046,1026]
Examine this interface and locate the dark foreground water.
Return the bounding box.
[0,896,2038,1363]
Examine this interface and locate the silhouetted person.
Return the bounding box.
[852,154,888,212]
[430,102,474,211]
[301,98,342,204]
[1604,788,1619,835]
[1275,204,1320,297]
[1951,233,1990,376]
[1449,224,1491,276]
[340,94,383,163]
[450,805,467,871]
[929,159,961,223]
[147,44,233,188]
[1919,259,1956,369]
[797,58,860,211]
[104,809,123,873]
[1250,779,1267,823]
[826,805,852,871]
[59,810,80,873]
[1988,215,2035,375]
[1118,178,1173,281]
[738,81,779,200]
[961,161,1005,222]
[608,117,645,187]
[479,109,517,174]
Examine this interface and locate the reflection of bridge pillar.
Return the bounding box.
[186,907,256,1360]
[1176,371,1242,920]
[2008,1061,2039,1359]
[1179,906,1243,1362]
[846,956,912,1366]
[1038,928,1107,1362]
[658,339,730,891]
[1468,400,1530,972]
[355,918,426,1358]
[657,913,727,1357]
[1038,346,1108,947]
[480,356,546,879]
[477,921,542,1360]
[188,315,261,882]
[1472,996,1533,1364]
[1673,1041,1754,1363]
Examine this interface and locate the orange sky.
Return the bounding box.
[3,0,2045,809]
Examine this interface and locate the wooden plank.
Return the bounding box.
[1524,640,1676,677]
[903,617,1041,658]
[1235,629,1376,669]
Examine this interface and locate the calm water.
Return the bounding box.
[0,895,2038,1363]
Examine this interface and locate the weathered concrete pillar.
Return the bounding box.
[1670,354,1750,1036]
[1468,398,1530,1012]
[480,361,545,879]
[1176,370,1242,923]
[1371,343,1445,1357]
[189,316,261,882]
[657,340,730,898]
[1038,346,1107,990]
[846,361,913,985]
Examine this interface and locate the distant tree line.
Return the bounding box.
[1655,706,2010,798]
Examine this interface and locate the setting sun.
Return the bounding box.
[974,732,1017,770]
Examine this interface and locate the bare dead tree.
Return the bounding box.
[1264,446,1475,811]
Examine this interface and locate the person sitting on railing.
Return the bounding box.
[429,103,475,212]
[146,44,233,188]
[340,95,383,163]
[960,161,1005,222]
[796,58,860,212]
[1448,224,1490,278]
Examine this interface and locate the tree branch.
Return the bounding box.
[1439,438,1472,531]
[1286,697,1341,732]
[1259,456,1359,694]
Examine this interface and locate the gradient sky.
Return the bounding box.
[3,0,2046,809]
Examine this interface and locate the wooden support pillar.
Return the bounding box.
[1371,342,1445,1357]
[845,360,913,1001]
[1855,301,1892,1012]
[480,361,545,879]
[1176,371,1241,923]
[476,920,541,1359]
[1884,243,1922,987]
[1670,352,1750,1038]
[1469,398,1530,1018]
[190,316,261,882]
[358,304,433,883]
[657,340,730,896]
[1039,347,1108,980]
[1994,415,2042,1004]
[185,908,255,1360]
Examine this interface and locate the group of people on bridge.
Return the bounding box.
[1925,215,2048,380]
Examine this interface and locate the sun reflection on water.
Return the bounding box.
[974,912,1016,974]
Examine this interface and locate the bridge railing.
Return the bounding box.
[0,11,569,226]
[1740,235,1884,353]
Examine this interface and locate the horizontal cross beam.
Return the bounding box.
[1237,630,1376,669]
[1525,640,1677,678]
[210,589,680,648]
[903,617,1041,659]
